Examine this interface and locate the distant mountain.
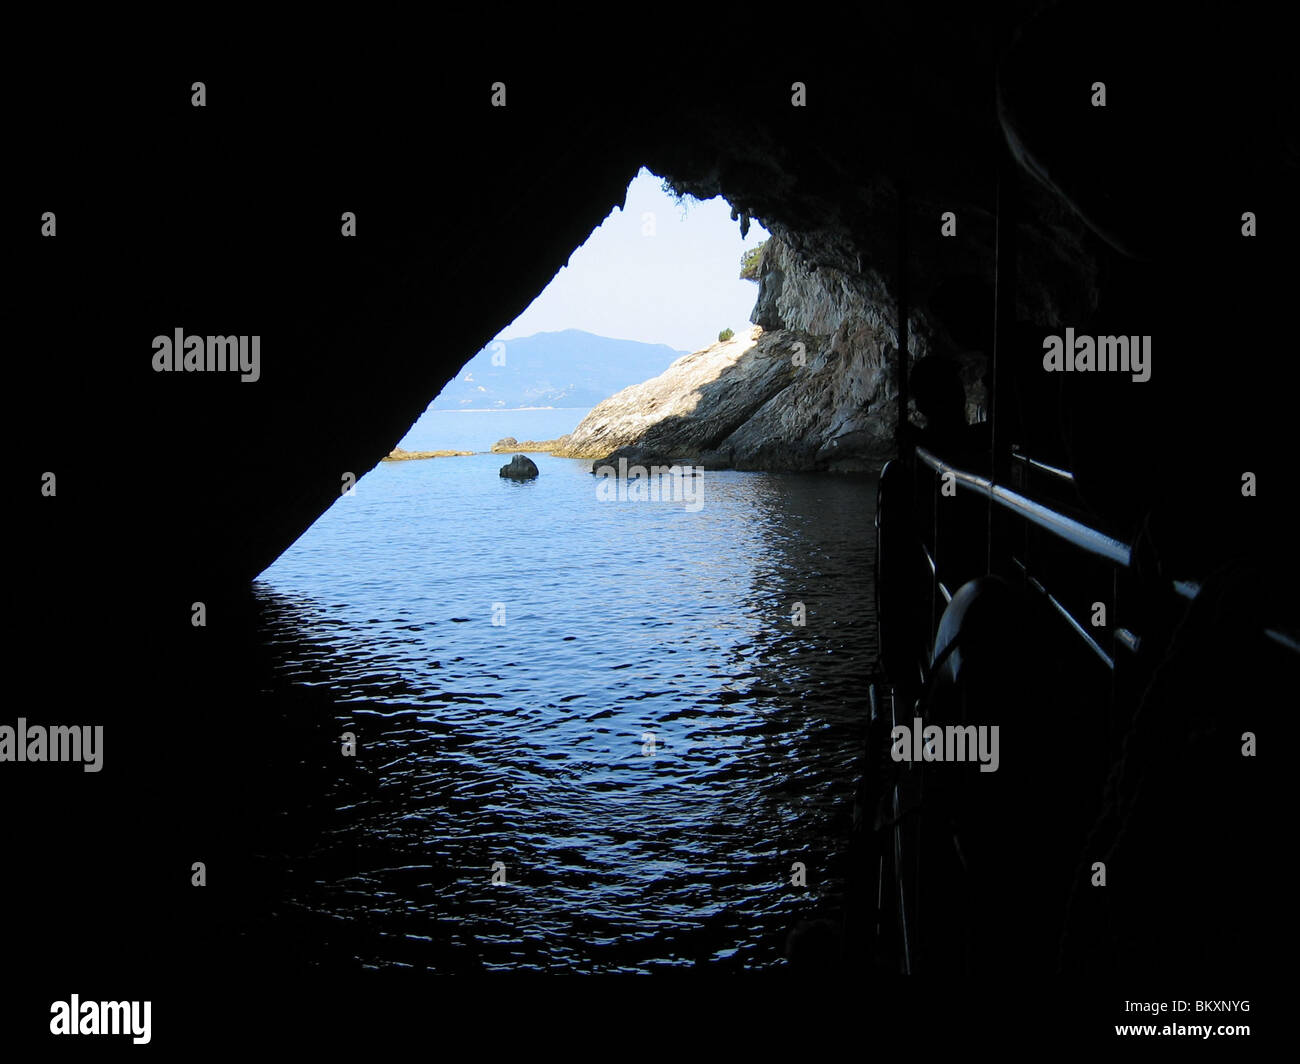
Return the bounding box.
[430,330,688,410]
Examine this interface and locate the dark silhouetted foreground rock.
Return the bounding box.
[499,454,539,479]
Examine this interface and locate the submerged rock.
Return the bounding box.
[499,454,539,480]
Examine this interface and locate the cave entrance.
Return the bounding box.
[244,168,881,973]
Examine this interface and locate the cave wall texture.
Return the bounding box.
[21,6,1294,599]
[11,2,1296,1002]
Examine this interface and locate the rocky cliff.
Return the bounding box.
[553,235,953,472]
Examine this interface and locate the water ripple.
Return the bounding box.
[252,455,879,971]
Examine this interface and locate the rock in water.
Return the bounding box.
[490,436,568,454]
[499,454,539,480]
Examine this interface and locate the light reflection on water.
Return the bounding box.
[252,447,878,971]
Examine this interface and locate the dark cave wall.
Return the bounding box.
[19,7,1294,611]
[9,4,1296,994]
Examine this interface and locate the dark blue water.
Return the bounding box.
[252,409,879,971]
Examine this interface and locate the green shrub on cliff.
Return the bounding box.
[740,240,767,281]
[718,328,735,342]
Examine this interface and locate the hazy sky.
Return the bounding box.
[498,168,770,353]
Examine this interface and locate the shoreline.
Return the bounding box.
[382,447,476,462]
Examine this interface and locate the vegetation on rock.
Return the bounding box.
[740,240,767,282]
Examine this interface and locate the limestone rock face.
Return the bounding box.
[499,454,540,480]
[556,236,948,473]
[727,240,933,470]
[553,326,797,462]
